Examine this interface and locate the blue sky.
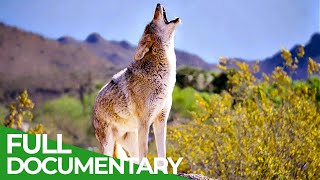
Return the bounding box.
[0,0,318,63]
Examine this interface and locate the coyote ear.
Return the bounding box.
[134,34,153,60]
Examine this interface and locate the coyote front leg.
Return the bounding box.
[138,120,150,162]
[153,102,171,158]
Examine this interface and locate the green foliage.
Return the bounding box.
[307,76,320,101]
[172,86,210,118]
[176,66,230,94]
[95,81,105,92]
[0,105,6,120]
[34,93,98,147]
[39,96,84,120]
[211,72,229,94]
[176,66,217,92]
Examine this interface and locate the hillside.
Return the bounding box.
[58,32,215,70]
[1,21,318,104]
[0,23,117,102]
[0,23,215,102]
[58,33,134,67]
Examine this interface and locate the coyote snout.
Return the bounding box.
[93,4,180,162]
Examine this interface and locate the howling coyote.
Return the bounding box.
[93,3,180,162]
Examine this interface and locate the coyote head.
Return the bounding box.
[134,4,181,61]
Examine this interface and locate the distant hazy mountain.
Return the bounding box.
[226,33,320,80]
[257,33,320,80]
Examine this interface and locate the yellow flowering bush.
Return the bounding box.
[167,47,320,179]
[2,90,44,134]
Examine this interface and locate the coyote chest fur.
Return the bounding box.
[93,4,180,161]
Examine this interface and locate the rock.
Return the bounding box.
[178,173,215,180]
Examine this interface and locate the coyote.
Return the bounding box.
[93,4,180,162]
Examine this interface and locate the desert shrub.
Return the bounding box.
[211,72,229,94]
[166,47,320,179]
[176,66,217,92]
[307,76,320,101]
[0,104,6,120]
[34,94,98,147]
[38,96,84,120]
[0,89,99,143]
[82,91,98,115]
[1,90,44,134]
[176,66,233,94]
[172,86,210,118]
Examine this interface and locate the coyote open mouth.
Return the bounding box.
[160,4,180,24]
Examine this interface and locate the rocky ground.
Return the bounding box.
[178,173,215,180]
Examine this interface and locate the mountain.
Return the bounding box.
[252,33,320,80]
[0,23,214,102]
[1,21,317,103]
[223,33,320,80]
[83,33,134,66]
[58,32,215,69]
[56,32,320,80]
[0,23,117,102]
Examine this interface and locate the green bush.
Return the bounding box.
[39,96,84,120]
[34,95,97,147]
[0,105,6,120]
[172,86,210,118]
[176,66,218,92]
[307,76,320,101]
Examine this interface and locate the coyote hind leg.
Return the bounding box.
[114,142,128,159]
[119,131,139,158]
